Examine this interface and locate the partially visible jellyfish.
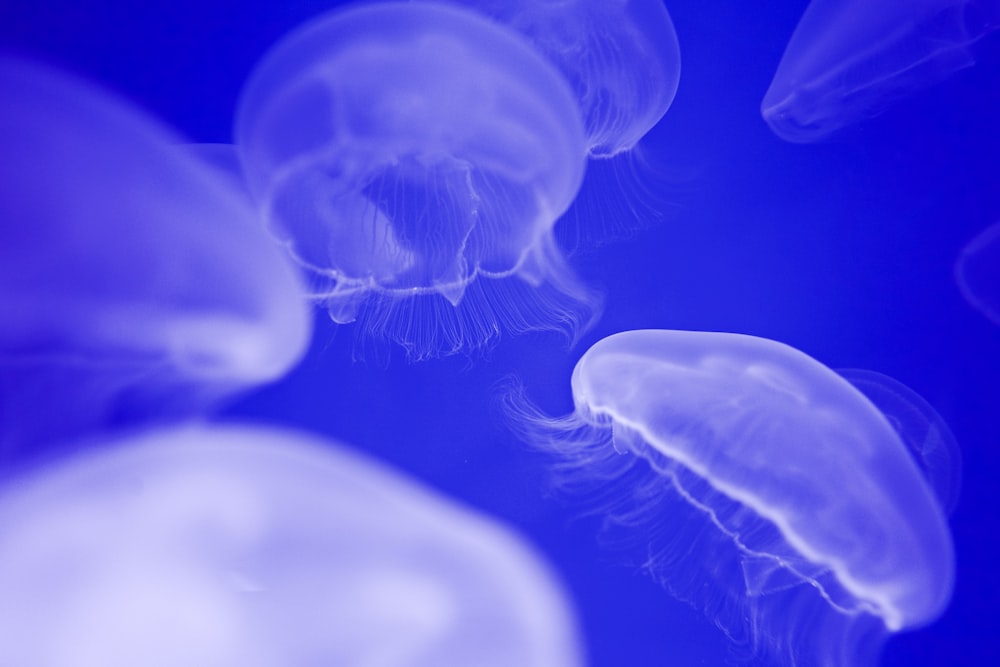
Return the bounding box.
[503,330,955,666]
[838,368,962,515]
[429,0,682,158]
[0,58,311,453]
[955,220,1000,325]
[761,0,1000,142]
[235,2,599,360]
[0,424,582,667]
[430,0,684,251]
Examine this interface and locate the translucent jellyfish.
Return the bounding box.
[427,0,683,252]
[0,424,582,667]
[235,2,599,360]
[428,0,682,158]
[838,368,962,515]
[955,220,1000,326]
[0,58,311,451]
[503,330,955,666]
[761,0,1000,142]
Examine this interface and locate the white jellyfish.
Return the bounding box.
[430,0,682,158]
[0,423,583,667]
[235,2,600,360]
[503,329,956,666]
[430,0,684,251]
[762,0,1000,142]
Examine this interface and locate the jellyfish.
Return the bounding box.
[235,1,600,360]
[503,329,955,666]
[761,0,1000,142]
[0,423,583,667]
[838,368,962,515]
[0,57,311,453]
[427,0,682,158]
[955,220,1000,326]
[426,0,683,251]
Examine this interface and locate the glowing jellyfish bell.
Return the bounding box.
[235,1,598,359]
[0,58,311,450]
[433,0,682,158]
[0,424,582,667]
[505,329,956,666]
[761,0,1000,142]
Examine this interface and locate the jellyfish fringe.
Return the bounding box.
[316,242,603,363]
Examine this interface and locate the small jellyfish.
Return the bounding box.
[429,0,682,158]
[955,220,1000,325]
[0,424,582,667]
[235,2,599,360]
[503,330,955,666]
[0,58,311,452]
[761,0,1000,142]
[838,368,962,515]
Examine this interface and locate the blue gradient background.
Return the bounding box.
[2,1,997,665]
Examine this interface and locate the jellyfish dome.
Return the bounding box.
[431,0,682,158]
[0,58,311,451]
[0,424,583,667]
[235,1,599,359]
[761,0,1000,142]
[505,329,955,666]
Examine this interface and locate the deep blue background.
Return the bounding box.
[2,1,998,665]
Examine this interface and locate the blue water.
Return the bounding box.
[2,1,998,665]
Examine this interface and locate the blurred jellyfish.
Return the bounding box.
[0,58,311,453]
[761,0,1000,142]
[838,368,962,515]
[955,220,1000,325]
[503,330,955,666]
[0,424,583,667]
[235,2,599,360]
[430,0,682,158]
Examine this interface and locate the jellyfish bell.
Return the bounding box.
[504,329,955,666]
[0,58,312,451]
[430,0,684,252]
[431,0,682,158]
[235,1,599,360]
[0,424,583,667]
[761,0,1000,142]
